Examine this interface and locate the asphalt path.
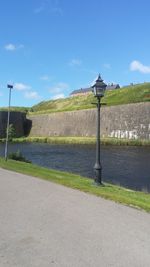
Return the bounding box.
[0,168,150,267]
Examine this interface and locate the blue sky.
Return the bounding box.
[1,0,150,107]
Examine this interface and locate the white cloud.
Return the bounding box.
[4,43,24,51]
[130,60,150,74]
[49,82,69,93]
[24,91,40,99]
[52,93,65,100]
[34,1,63,15]
[14,82,41,100]
[69,59,82,66]
[5,44,16,51]
[14,83,31,91]
[40,75,49,81]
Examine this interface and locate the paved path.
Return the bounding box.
[0,168,150,267]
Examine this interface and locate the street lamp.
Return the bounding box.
[5,84,13,161]
[92,74,107,184]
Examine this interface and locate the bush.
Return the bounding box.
[8,150,31,163]
[6,124,16,141]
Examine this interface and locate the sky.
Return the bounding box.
[1,0,150,107]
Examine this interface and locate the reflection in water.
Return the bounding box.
[0,143,150,192]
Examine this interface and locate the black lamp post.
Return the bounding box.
[5,84,13,161]
[92,74,107,184]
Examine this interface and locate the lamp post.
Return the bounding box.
[5,84,13,161]
[92,74,107,184]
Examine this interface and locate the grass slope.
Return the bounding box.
[0,157,150,212]
[1,83,150,114]
[0,106,30,113]
[30,83,150,114]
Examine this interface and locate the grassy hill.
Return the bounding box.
[0,106,30,113]
[30,82,150,114]
[1,83,150,115]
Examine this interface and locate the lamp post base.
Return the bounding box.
[94,163,102,185]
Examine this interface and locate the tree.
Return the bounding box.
[7,124,16,141]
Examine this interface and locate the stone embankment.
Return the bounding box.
[0,102,150,140]
[28,102,150,140]
[0,111,26,138]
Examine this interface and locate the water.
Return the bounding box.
[0,142,150,192]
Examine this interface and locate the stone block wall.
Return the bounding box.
[0,111,26,138]
[28,102,150,140]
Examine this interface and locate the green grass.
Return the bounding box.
[30,94,96,114]
[0,106,30,113]
[29,83,150,114]
[1,83,150,115]
[0,157,150,212]
[11,136,150,146]
[12,136,96,144]
[104,83,150,106]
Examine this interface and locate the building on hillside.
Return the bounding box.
[106,83,120,90]
[70,83,120,97]
[70,87,92,97]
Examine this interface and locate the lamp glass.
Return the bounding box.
[94,86,105,97]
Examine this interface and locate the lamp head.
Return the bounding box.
[7,84,13,89]
[92,74,107,97]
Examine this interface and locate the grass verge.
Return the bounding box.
[0,157,150,212]
[10,136,150,146]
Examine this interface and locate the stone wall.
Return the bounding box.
[1,103,149,140]
[0,111,26,138]
[28,102,150,140]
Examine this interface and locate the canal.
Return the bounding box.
[0,143,150,192]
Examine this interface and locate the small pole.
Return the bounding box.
[5,85,13,161]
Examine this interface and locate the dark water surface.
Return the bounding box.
[0,143,150,192]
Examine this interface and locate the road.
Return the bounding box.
[0,168,150,267]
